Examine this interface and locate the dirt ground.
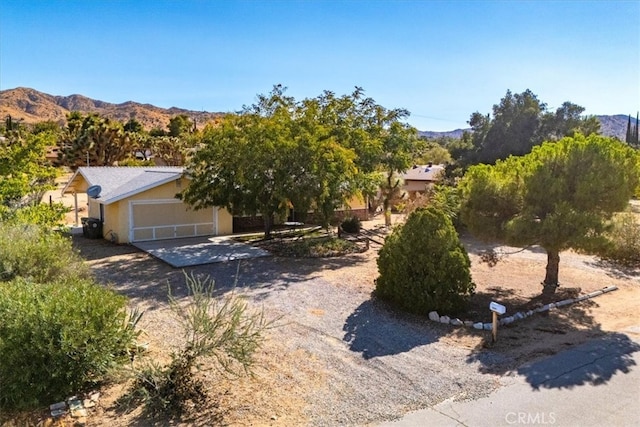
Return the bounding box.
[13,189,640,426]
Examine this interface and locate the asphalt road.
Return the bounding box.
[379,331,640,427]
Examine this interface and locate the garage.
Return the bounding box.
[129,199,218,242]
[62,166,233,244]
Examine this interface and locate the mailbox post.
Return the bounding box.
[489,301,506,343]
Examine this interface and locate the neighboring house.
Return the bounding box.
[62,166,233,243]
[401,163,445,198]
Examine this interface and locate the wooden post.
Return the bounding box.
[492,311,498,343]
[74,192,79,226]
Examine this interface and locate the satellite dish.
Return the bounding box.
[87,185,102,199]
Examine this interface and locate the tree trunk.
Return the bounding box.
[542,249,560,295]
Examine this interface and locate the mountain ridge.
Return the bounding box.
[1,87,634,139]
[0,87,223,131]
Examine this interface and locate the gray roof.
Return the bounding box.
[402,164,445,182]
[62,166,184,205]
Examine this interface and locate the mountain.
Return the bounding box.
[418,129,468,139]
[0,87,223,130]
[595,114,636,141]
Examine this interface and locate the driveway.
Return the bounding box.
[132,235,271,267]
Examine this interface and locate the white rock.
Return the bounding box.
[440,315,451,324]
[473,322,484,330]
[451,318,463,326]
[514,312,525,320]
[526,310,534,317]
[428,311,440,322]
[503,316,515,325]
[464,320,474,327]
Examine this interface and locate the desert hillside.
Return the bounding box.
[0,87,223,131]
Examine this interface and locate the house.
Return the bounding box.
[62,166,233,243]
[401,163,445,198]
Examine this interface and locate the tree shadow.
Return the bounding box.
[459,232,547,257]
[515,332,640,390]
[72,234,371,309]
[342,298,441,359]
[462,287,640,391]
[586,258,640,281]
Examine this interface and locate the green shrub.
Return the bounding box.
[0,223,90,283]
[0,202,68,228]
[340,216,362,233]
[375,206,475,314]
[600,212,640,267]
[0,277,139,410]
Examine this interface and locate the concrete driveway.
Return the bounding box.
[132,235,271,268]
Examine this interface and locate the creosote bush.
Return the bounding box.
[122,272,272,418]
[599,212,640,267]
[0,223,139,411]
[375,206,475,315]
[0,278,139,410]
[0,223,90,283]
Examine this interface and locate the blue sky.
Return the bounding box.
[1,0,638,131]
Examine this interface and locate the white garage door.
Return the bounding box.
[129,199,218,242]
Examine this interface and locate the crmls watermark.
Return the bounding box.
[505,412,556,425]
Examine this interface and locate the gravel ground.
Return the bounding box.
[72,218,640,426]
[78,236,507,426]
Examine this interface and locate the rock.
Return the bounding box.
[50,409,66,418]
[89,391,100,402]
[439,315,451,324]
[71,408,88,418]
[428,311,440,322]
[473,322,484,330]
[50,402,66,411]
[83,399,96,408]
[451,318,463,326]
[502,316,514,325]
[483,323,492,331]
[271,415,278,421]
[526,310,534,317]
[464,320,474,327]
[514,312,525,320]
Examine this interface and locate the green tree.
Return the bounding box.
[58,113,133,167]
[378,121,419,226]
[0,129,58,208]
[168,114,194,137]
[179,86,296,237]
[375,206,475,314]
[459,134,640,294]
[463,90,600,166]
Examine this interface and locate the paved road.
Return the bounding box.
[379,332,640,427]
